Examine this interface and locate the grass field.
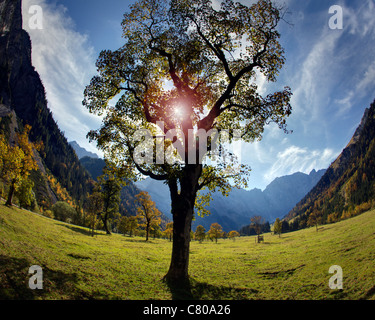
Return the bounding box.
[1,202,375,300]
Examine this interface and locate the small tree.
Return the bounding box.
[194,225,206,243]
[15,178,37,210]
[119,215,140,237]
[128,216,139,237]
[86,191,103,236]
[97,166,123,234]
[228,230,240,241]
[251,215,264,243]
[273,218,282,238]
[52,201,77,223]
[118,216,128,235]
[136,191,162,241]
[0,137,23,205]
[164,222,173,241]
[0,126,41,207]
[208,223,224,243]
[307,210,322,232]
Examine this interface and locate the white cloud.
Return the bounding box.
[290,28,340,120]
[264,145,337,184]
[334,0,375,112]
[22,0,102,155]
[346,0,375,37]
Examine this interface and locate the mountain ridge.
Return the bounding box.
[136,169,326,232]
[69,141,99,160]
[285,101,375,229]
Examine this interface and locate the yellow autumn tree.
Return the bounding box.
[0,125,41,206]
[208,223,224,243]
[135,191,161,241]
[228,230,240,241]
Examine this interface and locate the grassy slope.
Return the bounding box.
[0,202,375,300]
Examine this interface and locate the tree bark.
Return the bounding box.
[6,179,16,207]
[146,220,150,242]
[164,165,201,284]
[101,214,111,235]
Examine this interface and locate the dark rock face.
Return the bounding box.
[0,0,22,33]
[0,0,35,116]
[0,0,93,206]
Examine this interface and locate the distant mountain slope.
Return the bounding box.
[136,169,325,232]
[69,141,99,160]
[285,100,375,229]
[0,0,93,207]
[79,156,106,181]
[76,149,143,218]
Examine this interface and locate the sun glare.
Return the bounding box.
[174,108,183,117]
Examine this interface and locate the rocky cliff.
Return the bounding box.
[0,0,92,207]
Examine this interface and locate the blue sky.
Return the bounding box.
[22,0,375,190]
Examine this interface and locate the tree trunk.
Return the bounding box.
[146,220,150,242]
[6,179,16,207]
[101,213,111,235]
[164,165,201,284]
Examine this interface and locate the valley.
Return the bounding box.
[1,202,374,300]
[1,0,375,302]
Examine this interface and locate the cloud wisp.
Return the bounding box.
[22,0,101,155]
[264,145,337,184]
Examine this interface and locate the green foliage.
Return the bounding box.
[273,218,282,237]
[240,218,270,236]
[194,225,206,243]
[85,191,103,236]
[0,114,12,138]
[15,178,37,210]
[96,166,123,234]
[118,215,139,237]
[52,201,77,224]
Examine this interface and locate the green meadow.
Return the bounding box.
[0,202,374,300]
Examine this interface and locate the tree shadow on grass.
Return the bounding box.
[125,238,155,244]
[190,278,259,300]
[0,255,83,300]
[165,276,258,300]
[63,225,99,237]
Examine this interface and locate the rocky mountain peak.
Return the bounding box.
[0,0,22,34]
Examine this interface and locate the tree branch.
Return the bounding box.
[133,161,169,181]
[190,17,234,81]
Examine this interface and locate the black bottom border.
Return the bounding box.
[2,300,372,319]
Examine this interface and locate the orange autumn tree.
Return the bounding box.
[208,222,224,243]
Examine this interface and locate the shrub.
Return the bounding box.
[52,201,76,223]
